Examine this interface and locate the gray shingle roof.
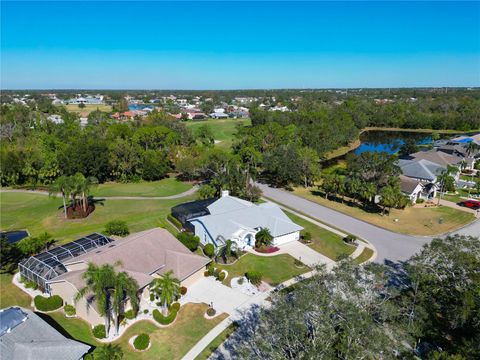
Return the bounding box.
[398,159,445,181]
[0,307,90,360]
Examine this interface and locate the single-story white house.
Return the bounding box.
[188,191,303,249]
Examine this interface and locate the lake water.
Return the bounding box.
[354,131,434,155]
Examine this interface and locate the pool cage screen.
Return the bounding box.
[19,233,114,294]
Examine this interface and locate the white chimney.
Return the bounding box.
[221,190,230,197]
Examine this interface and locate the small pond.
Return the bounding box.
[1,230,29,244]
[354,130,435,155]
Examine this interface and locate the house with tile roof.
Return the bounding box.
[22,228,210,326]
[187,191,303,249]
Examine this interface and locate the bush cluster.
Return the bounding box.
[92,324,106,339]
[133,333,150,350]
[180,286,188,295]
[124,309,136,320]
[167,214,182,229]
[302,231,312,242]
[203,243,215,257]
[169,302,181,312]
[34,295,63,312]
[416,198,425,204]
[153,309,177,325]
[245,271,263,285]
[64,304,76,316]
[176,232,200,251]
[206,307,216,317]
[218,271,226,281]
[104,220,129,236]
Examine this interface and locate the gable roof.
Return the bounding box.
[0,307,90,360]
[406,149,463,167]
[50,228,210,290]
[399,175,423,194]
[398,158,445,182]
[193,196,303,242]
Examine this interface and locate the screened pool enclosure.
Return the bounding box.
[19,233,114,293]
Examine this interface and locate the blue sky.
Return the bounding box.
[1,1,479,89]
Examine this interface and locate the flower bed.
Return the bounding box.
[255,246,280,254]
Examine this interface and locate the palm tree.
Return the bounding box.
[79,175,98,213]
[94,344,124,360]
[358,181,376,208]
[75,263,116,335]
[379,185,397,216]
[150,271,180,316]
[466,141,480,158]
[255,228,273,248]
[111,271,139,336]
[49,175,72,218]
[436,166,456,205]
[216,239,237,263]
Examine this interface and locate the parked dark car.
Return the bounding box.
[458,200,480,210]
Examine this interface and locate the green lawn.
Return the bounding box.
[285,212,355,261]
[195,322,238,360]
[185,118,251,148]
[353,248,374,265]
[64,104,112,114]
[439,189,478,204]
[41,303,227,360]
[0,192,194,242]
[216,253,310,286]
[0,272,32,309]
[93,177,192,197]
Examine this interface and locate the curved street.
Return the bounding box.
[257,183,480,263]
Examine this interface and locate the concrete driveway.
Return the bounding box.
[279,241,334,268]
[181,277,267,316]
[257,183,480,263]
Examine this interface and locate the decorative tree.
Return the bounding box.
[255,228,273,248]
[149,271,180,316]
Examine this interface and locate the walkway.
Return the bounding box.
[0,186,198,200]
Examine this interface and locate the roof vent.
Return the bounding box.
[221,190,230,197]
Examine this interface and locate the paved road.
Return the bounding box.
[257,183,479,263]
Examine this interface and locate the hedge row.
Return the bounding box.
[153,308,178,325]
[34,295,63,312]
[167,214,182,229]
[133,333,150,350]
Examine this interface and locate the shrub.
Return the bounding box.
[149,293,154,302]
[416,198,425,204]
[176,232,200,251]
[34,295,63,312]
[169,302,180,312]
[124,309,136,320]
[245,271,262,285]
[207,262,216,276]
[64,304,76,316]
[133,333,150,350]
[237,277,245,285]
[294,259,304,267]
[24,280,38,290]
[343,234,357,244]
[302,231,312,242]
[206,308,216,317]
[92,324,106,339]
[153,309,177,325]
[143,309,149,314]
[104,220,129,237]
[180,286,187,296]
[156,301,162,307]
[203,243,215,257]
[218,271,226,281]
[256,246,280,254]
[167,214,182,229]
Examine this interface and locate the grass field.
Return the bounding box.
[0,192,194,241]
[185,118,251,148]
[93,177,192,197]
[195,322,238,360]
[353,248,374,265]
[65,104,112,115]
[0,272,32,309]
[216,253,310,286]
[41,304,227,360]
[293,187,475,236]
[285,212,355,260]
